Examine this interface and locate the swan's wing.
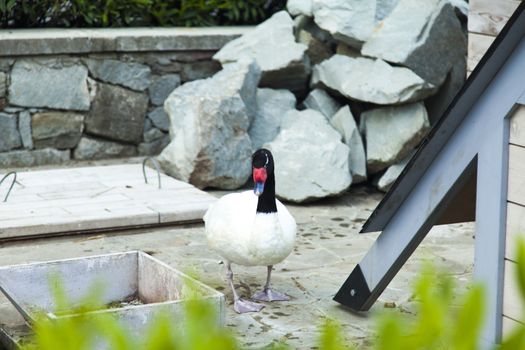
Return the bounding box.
[276,199,297,241]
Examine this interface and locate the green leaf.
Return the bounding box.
[515,236,525,298]
[451,285,485,350]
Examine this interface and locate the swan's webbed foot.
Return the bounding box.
[234,298,265,313]
[252,288,290,302]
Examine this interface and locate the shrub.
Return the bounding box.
[0,0,286,29]
[18,238,525,349]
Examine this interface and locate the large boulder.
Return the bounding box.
[362,102,429,173]
[311,0,376,48]
[32,112,84,149]
[265,109,351,202]
[85,83,148,144]
[83,59,151,91]
[9,60,90,111]
[376,151,415,192]
[158,60,261,190]
[425,55,466,124]
[0,113,21,152]
[375,0,400,21]
[361,0,466,87]
[311,55,436,105]
[249,88,296,150]
[330,106,367,183]
[213,11,308,93]
[301,88,341,119]
[287,0,313,17]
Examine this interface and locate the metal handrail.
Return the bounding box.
[142,157,162,189]
[0,171,17,202]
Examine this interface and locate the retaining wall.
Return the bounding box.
[0,27,247,168]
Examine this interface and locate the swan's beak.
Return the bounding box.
[254,181,265,196]
[253,167,267,197]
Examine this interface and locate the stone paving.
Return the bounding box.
[0,183,475,349]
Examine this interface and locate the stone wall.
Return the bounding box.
[0,28,247,168]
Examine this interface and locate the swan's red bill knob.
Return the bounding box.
[253,167,267,196]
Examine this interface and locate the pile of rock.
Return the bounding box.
[159,0,467,202]
[0,50,223,168]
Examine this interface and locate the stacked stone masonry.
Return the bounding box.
[0,28,246,168]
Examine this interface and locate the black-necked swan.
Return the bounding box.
[204,148,297,313]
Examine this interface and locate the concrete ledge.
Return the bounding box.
[0,27,251,56]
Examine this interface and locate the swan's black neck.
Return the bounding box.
[256,172,277,214]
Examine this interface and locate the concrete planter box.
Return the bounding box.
[0,251,224,335]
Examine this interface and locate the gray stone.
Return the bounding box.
[138,135,170,156]
[330,106,367,183]
[0,113,21,152]
[143,128,165,143]
[73,137,137,160]
[297,29,333,65]
[287,0,313,17]
[83,59,151,91]
[264,109,351,202]
[312,0,376,48]
[0,72,6,98]
[9,60,90,111]
[425,55,466,124]
[180,61,222,82]
[148,107,170,132]
[18,111,33,149]
[0,148,69,168]
[213,11,308,93]
[148,74,181,106]
[301,88,341,119]
[144,117,153,133]
[311,55,436,105]
[375,0,400,21]
[158,60,261,189]
[362,102,429,173]
[249,88,296,150]
[0,58,14,72]
[32,112,84,149]
[85,83,148,144]
[447,0,468,19]
[361,0,467,86]
[376,151,415,192]
[293,15,334,44]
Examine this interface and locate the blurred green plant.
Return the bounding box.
[19,238,525,349]
[21,272,237,350]
[373,264,485,350]
[0,0,285,28]
[498,236,525,349]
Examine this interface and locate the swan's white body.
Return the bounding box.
[204,191,296,267]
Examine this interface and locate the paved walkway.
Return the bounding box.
[0,184,475,349]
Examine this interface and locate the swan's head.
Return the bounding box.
[252,148,274,197]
